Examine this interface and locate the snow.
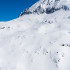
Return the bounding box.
[0,0,70,70]
[29,0,70,12]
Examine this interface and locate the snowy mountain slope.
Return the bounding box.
[0,0,70,70]
[19,0,70,16]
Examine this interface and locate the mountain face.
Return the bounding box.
[19,0,70,16]
[0,0,70,70]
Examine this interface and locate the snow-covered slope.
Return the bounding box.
[19,0,70,16]
[0,0,70,70]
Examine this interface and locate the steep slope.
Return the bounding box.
[19,0,70,16]
[0,0,70,70]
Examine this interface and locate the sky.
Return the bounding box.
[0,0,38,21]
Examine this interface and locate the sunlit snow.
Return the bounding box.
[0,0,70,70]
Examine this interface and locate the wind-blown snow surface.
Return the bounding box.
[0,1,70,70]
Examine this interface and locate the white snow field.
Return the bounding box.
[0,0,70,70]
